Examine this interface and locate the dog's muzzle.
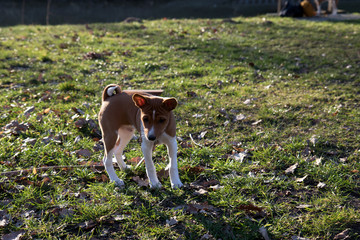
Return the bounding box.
[147,134,156,141]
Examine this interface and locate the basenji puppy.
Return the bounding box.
[98,84,183,189]
[314,0,339,16]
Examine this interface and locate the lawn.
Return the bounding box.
[0,15,359,239]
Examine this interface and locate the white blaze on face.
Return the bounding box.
[148,110,156,137]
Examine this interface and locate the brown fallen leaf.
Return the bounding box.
[237,203,263,213]
[128,156,142,165]
[42,176,51,184]
[96,174,109,183]
[76,149,92,158]
[132,176,149,187]
[181,166,205,174]
[187,91,197,97]
[72,107,85,115]
[75,118,87,128]
[185,202,218,215]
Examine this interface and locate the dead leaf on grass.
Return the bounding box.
[2,230,26,240]
[198,131,207,139]
[194,189,208,195]
[252,119,262,125]
[185,202,218,215]
[0,210,10,227]
[72,107,85,115]
[291,236,311,240]
[235,113,246,121]
[78,220,97,230]
[190,178,219,189]
[187,91,197,97]
[231,151,248,163]
[75,118,87,128]
[42,176,51,184]
[76,149,92,158]
[296,204,312,209]
[132,176,149,187]
[339,157,347,163]
[314,157,322,166]
[296,175,308,183]
[3,120,31,136]
[128,156,142,165]
[166,216,178,226]
[308,135,319,146]
[23,106,35,117]
[209,184,224,190]
[237,203,264,213]
[200,233,213,240]
[83,51,112,60]
[334,228,351,240]
[285,163,298,174]
[181,166,205,174]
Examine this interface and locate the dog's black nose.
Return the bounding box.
[148,135,156,141]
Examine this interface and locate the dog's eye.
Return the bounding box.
[143,116,149,122]
[159,118,166,123]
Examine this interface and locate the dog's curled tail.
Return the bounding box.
[102,84,121,101]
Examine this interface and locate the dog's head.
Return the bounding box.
[132,94,177,141]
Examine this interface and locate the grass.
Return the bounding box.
[0,16,359,239]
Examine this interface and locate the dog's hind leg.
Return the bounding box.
[114,126,135,170]
[103,132,125,187]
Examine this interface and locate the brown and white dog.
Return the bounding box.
[314,0,339,16]
[98,84,183,189]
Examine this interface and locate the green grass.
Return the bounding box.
[1,16,360,239]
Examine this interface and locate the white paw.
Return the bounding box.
[111,178,125,187]
[171,181,184,189]
[150,181,162,189]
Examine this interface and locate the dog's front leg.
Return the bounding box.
[142,139,162,188]
[163,134,183,189]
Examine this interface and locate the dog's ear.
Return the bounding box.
[162,98,177,111]
[133,94,148,108]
